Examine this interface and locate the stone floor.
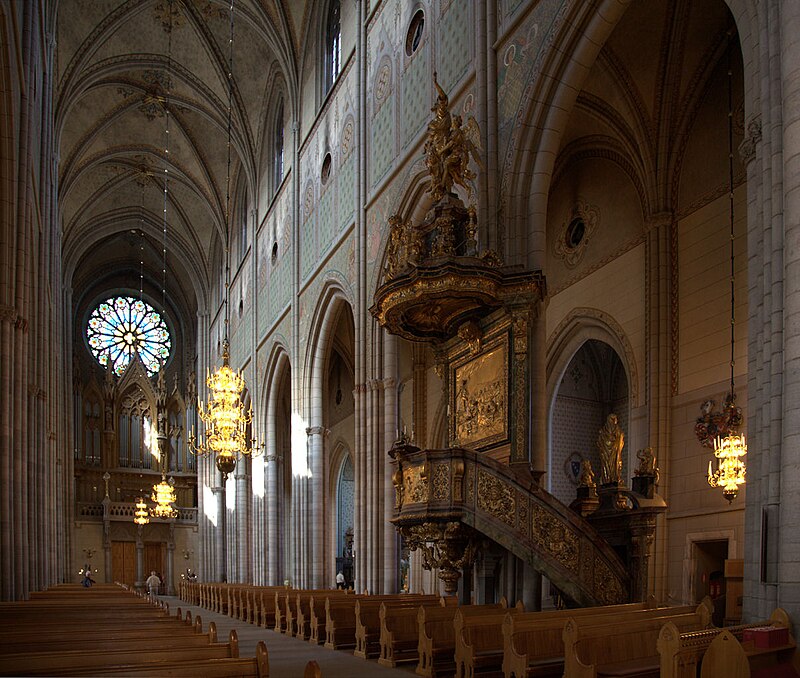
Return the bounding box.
[160,596,417,678]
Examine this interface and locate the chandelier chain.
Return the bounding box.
[727,39,735,397]
[162,0,174,323]
[224,0,234,343]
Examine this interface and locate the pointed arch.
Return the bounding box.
[260,340,292,585]
[546,307,639,408]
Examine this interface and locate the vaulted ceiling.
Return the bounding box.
[56,0,311,323]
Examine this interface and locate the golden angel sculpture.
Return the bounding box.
[424,75,483,202]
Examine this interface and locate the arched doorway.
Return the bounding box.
[334,453,354,588]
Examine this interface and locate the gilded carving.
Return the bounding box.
[578,459,596,489]
[453,345,507,448]
[531,504,579,573]
[392,466,404,509]
[432,463,450,501]
[425,75,483,203]
[517,494,530,538]
[403,465,429,504]
[399,521,478,595]
[513,352,526,460]
[465,466,475,504]
[597,413,625,485]
[452,460,465,502]
[512,312,528,353]
[635,447,659,482]
[476,470,515,525]
[593,556,626,605]
[457,320,483,354]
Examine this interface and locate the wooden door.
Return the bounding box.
[111,541,136,586]
[144,542,166,592]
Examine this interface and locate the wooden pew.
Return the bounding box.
[454,602,527,678]
[562,605,712,678]
[256,585,289,627]
[296,590,346,640]
[378,597,458,667]
[417,602,509,678]
[657,608,793,678]
[699,626,797,678]
[304,660,322,678]
[501,600,679,678]
[0,620,219,654]
[325,594,367,649]
[35,642,271,678]
[355,595,452,659]
[0,586,270,678]
[0,629,243,675]
[309,592,351,645]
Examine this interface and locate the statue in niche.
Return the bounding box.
[597,413,625,486]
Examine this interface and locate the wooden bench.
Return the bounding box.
[502,600,682,678]
[0,619,219,654]
[699,626,798,678]
[355,595,451,659]
[324,594,358,649]
[0,586,270,678]
[417,602,509,678]
[454,602,526,678]
[0,629,242,675]
[35,642,271,677]
[259,587,284,629]
[563,606,711,678]
[378,597,458,667]
[657,608,793,678]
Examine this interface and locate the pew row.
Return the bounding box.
[657,608,795,678]
[562,604,712,678]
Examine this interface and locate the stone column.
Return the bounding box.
[213,484,226,581]
[166,521,175,595]
[135,525,144,590]
[235,462,250,582]
[102,492,111,584]
[779,0,800,615]
[383,332,398,593]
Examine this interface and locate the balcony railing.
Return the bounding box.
[76,501,198,524]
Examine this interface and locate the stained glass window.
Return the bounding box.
[87,296,171,376]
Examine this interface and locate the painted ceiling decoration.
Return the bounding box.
[56,0,310,319]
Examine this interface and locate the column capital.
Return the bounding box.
[644,211,673,232]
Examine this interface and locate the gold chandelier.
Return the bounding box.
[190,341,258,475]
[134,496,150,525]
[150,475,179,519]
[707,38,746,503]
[188,0,259,480]
[708,431,746,502]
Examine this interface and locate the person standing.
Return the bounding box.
[145,570,161,596]
[335,571,345,590]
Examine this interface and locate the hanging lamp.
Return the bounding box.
[188,0,259,480]
[134,496,150,525]
[708,36,747,503]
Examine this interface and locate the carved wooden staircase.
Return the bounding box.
[391,444,630,607]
